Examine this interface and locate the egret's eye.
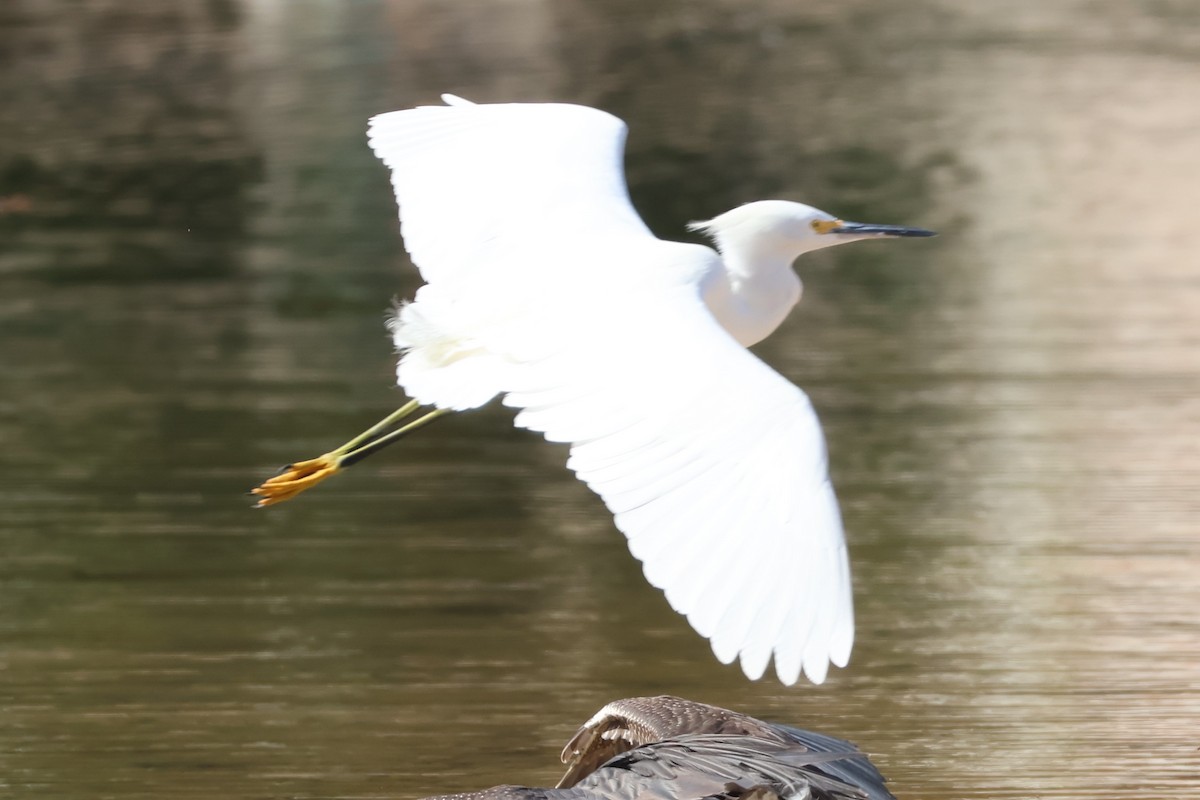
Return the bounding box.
[810,219,842,235]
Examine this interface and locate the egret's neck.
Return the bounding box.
[702,241,803,347]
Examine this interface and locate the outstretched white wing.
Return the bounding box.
[368,95,651,289]
[367,97,853,684]
[503,284,853,685]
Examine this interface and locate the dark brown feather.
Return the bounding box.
[421,697,897,800]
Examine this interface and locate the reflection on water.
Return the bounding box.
[2,1,1199,798]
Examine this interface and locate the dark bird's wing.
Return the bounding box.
[573,734,868,800]
[768,726,895,800]
[417,698,898,800]
[559,696,786,787]
[558,697,896,800]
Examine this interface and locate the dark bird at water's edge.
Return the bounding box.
[422,696,896,800]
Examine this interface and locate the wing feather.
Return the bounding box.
[368,98,651,288]
[504,286,854,684]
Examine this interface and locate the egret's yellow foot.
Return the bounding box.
[251,454,343,507]
[249,400,450,509]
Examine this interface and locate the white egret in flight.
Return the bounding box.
[252,94,934,685]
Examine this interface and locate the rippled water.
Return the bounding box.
[2,1,1199,798]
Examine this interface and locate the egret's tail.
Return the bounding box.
[387,295,505,412]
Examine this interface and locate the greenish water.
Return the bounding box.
[2,1,1199,798]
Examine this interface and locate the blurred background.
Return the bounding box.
[2,1,1199,798]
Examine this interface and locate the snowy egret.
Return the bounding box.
[251,94,934,685]
[415,695,895,800]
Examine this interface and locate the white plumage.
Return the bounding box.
[358,94,932,685]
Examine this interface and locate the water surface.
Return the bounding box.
[2,2,1199,798]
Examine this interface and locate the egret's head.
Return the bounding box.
[689,200,935,259]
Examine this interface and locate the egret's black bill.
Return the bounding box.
[831,221,937,237]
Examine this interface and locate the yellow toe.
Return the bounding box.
[251,455,342,506]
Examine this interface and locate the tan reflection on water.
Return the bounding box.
[1,1,1198,799]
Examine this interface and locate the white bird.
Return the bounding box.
[251,94,934,685]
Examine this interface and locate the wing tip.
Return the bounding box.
[802,657,830,686]
[366,93,477,131]
[440,93,476,106]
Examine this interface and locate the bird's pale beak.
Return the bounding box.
[829,221,937,237]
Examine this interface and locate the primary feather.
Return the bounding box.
[366,96,854,685]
